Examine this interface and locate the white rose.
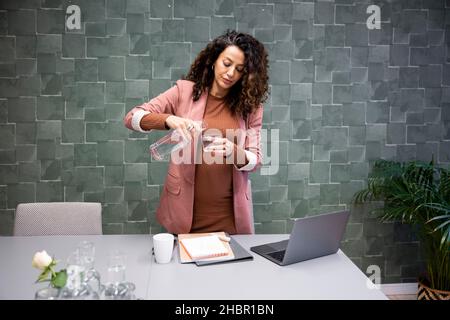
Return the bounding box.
[32,250,53,270]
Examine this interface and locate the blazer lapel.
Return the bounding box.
[237,117,246,146]
[181,90,209,185]
[189,89,209,121]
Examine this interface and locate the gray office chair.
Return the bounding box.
[14,202,102,236]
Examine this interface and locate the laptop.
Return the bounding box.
[250,210,350,266]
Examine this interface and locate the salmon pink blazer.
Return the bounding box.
[124,80,263,234]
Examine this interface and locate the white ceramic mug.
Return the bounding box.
[153,233,175,264]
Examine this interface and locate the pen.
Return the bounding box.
[210,233,231,242]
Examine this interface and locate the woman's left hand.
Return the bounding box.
[204,137,235,158]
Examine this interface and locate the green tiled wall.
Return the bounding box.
[1,0,449,284]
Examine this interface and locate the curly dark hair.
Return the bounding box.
[183,30,269,120]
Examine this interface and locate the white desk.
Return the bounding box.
[0,235,387,300]
[0,235,153,300]
[148,235,387,300]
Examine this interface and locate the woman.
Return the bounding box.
[124,30,269,234]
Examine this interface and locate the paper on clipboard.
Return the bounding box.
[178,232,235,263]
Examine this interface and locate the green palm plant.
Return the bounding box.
[353,159,450,291]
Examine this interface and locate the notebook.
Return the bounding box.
[178,232,234,263]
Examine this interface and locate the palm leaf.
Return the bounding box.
[352,159,450,290]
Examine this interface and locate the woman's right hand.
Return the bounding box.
[165,116,197,142]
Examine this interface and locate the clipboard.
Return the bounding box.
[194,237,254,266]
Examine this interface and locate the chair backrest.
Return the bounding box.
[14,202,102,236]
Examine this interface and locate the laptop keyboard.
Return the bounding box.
[267,250,286,262]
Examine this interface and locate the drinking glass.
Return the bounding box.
[150,120,207,161]
[104,282,136,300]
[34,287,60,300]
[61,247,102,299]
[78,241,95,269]
[106,250,127,286]
[77,240,102,295]
[65,249,87,295]
[103,251,139,299]
[150,130,189,161]
[202,130,223,152]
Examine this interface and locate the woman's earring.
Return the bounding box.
[211,65,214,70]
